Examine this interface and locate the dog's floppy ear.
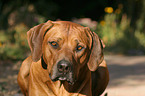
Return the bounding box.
[27,20,53,62]
[87,32,104,71]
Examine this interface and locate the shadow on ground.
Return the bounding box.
[0,60,22,96]
[105,55,145,87]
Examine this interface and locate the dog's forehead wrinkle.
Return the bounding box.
[47,22,89,49]
[57,22,84,35]
[52,22,85,35]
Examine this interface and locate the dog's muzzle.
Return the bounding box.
[50,59,75,85]
[57,60,71,80]
[57,60,71,74]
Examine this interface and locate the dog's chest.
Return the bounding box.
[45,81,88,96]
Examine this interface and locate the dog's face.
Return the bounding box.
[27,21,104,85]
[42,21,92,84]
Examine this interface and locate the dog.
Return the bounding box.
[17,20,109,96]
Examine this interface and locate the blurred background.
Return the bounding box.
[0,0,145,60]
[0,0,145,96]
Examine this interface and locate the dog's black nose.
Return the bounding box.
[57,60,71,73]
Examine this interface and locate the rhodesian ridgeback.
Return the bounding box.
[17,20,109,96]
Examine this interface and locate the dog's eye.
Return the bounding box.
[76,45,84,52]
[49,41,58,48]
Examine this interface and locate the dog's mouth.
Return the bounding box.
[59,76,75,85]
[58,76,67,81]
[49,73,75,85]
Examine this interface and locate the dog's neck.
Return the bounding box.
[63,64,91,92]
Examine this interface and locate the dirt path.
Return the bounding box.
[0,55,145,96]
[102,55,145,96]
[0,60,22,96]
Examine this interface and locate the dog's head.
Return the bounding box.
[27,20,104,85]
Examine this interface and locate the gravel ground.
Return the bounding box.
[0,55,145,96]
[102,55,145,96]
[0,60,23,96]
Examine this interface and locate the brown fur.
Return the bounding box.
[17,20,109,96]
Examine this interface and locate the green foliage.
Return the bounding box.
[0,24,29,60]
[96,13,145,55]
